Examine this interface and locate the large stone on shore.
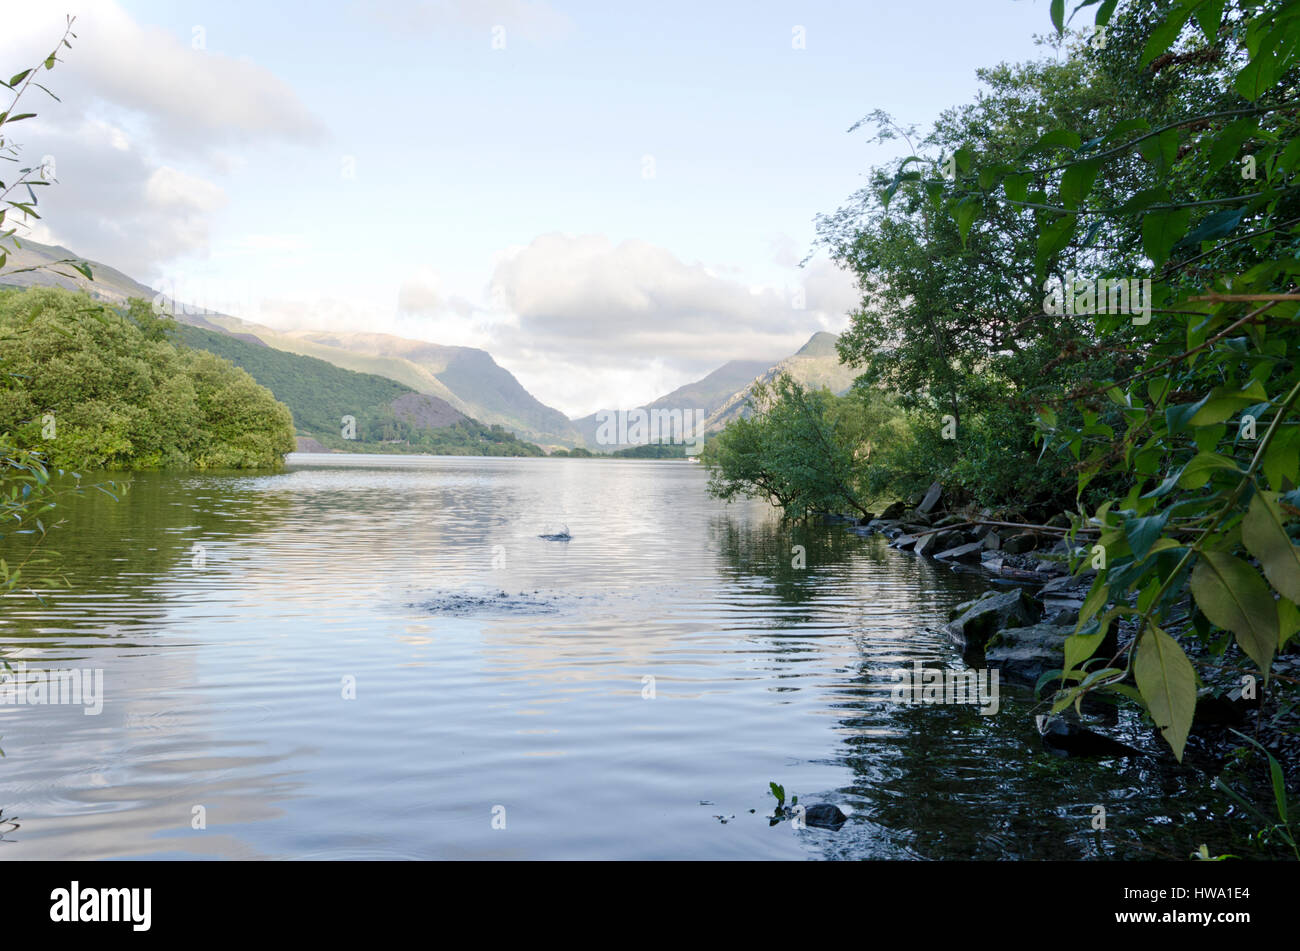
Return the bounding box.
[1039,571,1097,598]
[933,513,966,528]
[1002,532,1041,555]
[935,540,985,564]
[944,588,1043,652]
[879,501,907,520]
[904,510,933,527]
[916,481,944,514]
[915,529,965,557]
[982,531,1002,550]
[984,622,1078,686]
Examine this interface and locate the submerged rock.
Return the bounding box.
[1038,715,1142,758]
[803,803,848,830]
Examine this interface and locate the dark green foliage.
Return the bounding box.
[0,287,296,470]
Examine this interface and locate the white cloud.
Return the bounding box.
[10,119,228,278]
[0,2,324,157]
[0,1,322,276]
[475,233,860,415]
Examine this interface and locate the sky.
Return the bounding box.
[1,0,1062,418]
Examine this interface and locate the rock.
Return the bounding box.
[916,481,943,514]
[916,529,965,557]
[933,513,966,528]
[856,513,876,525]
[984,622,1078,685]
[1037,715,1142,758]
[935,540,986,564]
[1193,688,1259,727]
[1039,571,1097,598]
[1002,532,1041,555]
[904,510,933,527]
[944,588,1043,653]
[982,531,1002,550]
[803,803,848,830]
[890,534,920,551]
[1046,513,1072,529]
[1034,560,1067,577]
[1042,601,1082,626]
[879,501,907,520]
[947,589,1000,620]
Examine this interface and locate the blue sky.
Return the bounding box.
[4,0,1062,415]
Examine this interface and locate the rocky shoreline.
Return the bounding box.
[833,481,1274,760]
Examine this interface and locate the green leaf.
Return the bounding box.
[1050,0,1065,34]
[1141,206,1191,269]
[1179,208,1244,247]
[1193,0,1225,43]
[1278,598,1300,650]
[1125,512,1169,561]
[1031,129,1082,154]
[1178,451,1243,489]
[1140,7,1193,68]
[1190,551,1278,674]
[1060,159,1099,210]
[1242,491,1300,603]
[1003,173,1029,203]
[1135,625,1196,761]
[1064,631,1106,673]
[1138,129,1180,176]
[1075,579,1110,631]
[955,198,980,246]
[1206,118,1257,175]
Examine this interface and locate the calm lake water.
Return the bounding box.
[0,454,1252,859]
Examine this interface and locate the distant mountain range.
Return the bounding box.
[2,239,860,452]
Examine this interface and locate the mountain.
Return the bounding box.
[570,357,776,448]
[700,331,859,431]
[178,324,543,455]
[1,239,578,446]
[572,332,858,449]
[212,324,583,448]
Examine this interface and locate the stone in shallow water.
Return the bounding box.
[1038,715,1142,759]
[803,803,848,829]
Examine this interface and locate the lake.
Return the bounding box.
[0,454,1247,859]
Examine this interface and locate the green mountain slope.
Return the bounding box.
[214,324,583,448]
[177,325,543,456]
